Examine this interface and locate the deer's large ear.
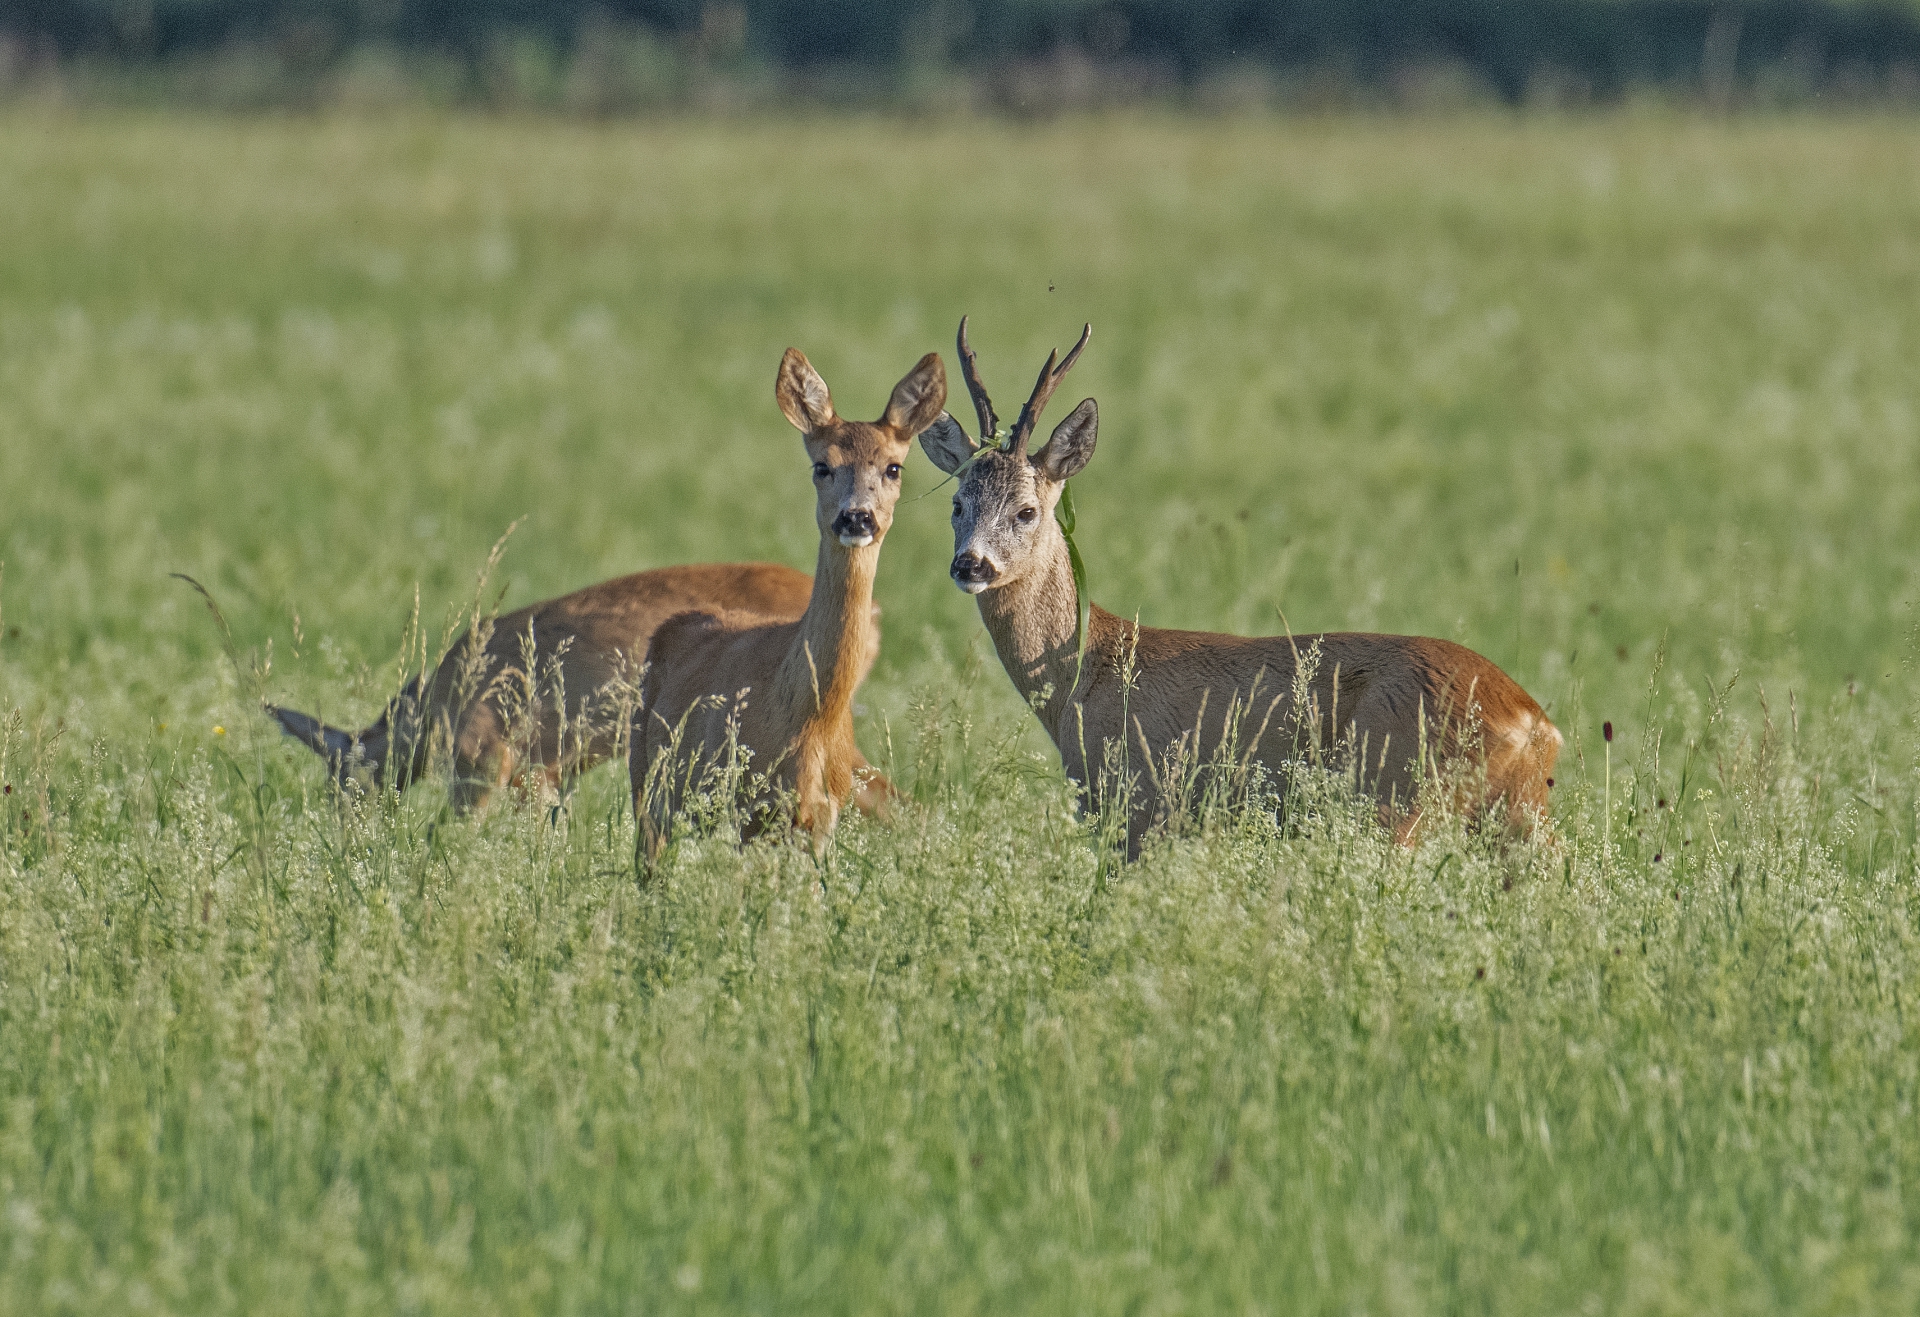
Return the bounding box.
[882,353,947,437]
[1032,398,1097,482]
[776,349,836,432]
[919,412,979,474]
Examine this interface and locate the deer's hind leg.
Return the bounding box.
[631,724,674,877]
[449,747,516,815]
[447,701,515,816]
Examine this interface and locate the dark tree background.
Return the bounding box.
[3,0,1919,102]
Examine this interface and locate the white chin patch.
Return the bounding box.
[957,579,989,595]
[837,533,875,548]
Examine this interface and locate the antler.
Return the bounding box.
[1007,322,1092,459]
[956,315,998,444]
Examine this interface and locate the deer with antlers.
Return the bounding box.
[631,348,945,864]
[919,318,1561,855]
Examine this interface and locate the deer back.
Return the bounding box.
[1066,616,1559,837]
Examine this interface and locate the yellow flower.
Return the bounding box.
[213,726,226,736]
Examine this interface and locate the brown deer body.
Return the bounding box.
[632,349,945,862]
[269,562,893,814]
[921,319,1560,855]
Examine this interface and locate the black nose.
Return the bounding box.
[951,552,997,585]
[832,509,877,539]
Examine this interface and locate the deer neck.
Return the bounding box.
[777,535,880,731]
[974,519,1090,746]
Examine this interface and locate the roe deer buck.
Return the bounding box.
[269,563,895,815]
[919,317,1561,855]
[632,348,945,863]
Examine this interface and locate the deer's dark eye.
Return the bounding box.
[812,462,831,481]
[1016,506,1039,525]
[884,464,902,480]
[952,498,962,517]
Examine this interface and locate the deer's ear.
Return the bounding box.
[919,412,979,474]
[882,352,947,437]
[1033,398,1097,482]
[776,349,836,432]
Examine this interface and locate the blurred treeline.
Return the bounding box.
[3,0,1919,110]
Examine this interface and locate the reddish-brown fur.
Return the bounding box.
[631,350,945,863]
[268,562,894,814]
[924,319,1560,855]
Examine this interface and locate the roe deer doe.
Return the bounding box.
[919,317,1560,855]
[632,349,945,863]
[270,566,895,815]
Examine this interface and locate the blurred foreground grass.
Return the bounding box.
[3,111,1920,1313]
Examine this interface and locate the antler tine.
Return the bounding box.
[1007,349,1057,458]
[956,315,998,444]
[1008,322,1093,458]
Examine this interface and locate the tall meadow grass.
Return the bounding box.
[2,111,1919,1311]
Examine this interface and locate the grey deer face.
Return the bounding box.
[921,402,1098,593]
[918,317,1097,594]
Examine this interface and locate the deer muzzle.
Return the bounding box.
[950,551,998,594]
[832,508,877,547]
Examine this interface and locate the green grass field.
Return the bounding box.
[4,110,1920,1313]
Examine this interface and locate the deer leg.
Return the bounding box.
[789,744,842,858]
[443,701,512,815]
[804,797,840,858]
[535,764,570,826]
[785,794,838,861]
[638,796,670,876]
[633,729,670,878]
[1389,804,1425,847]
[450,745,515,816]
[849,751,897,819]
